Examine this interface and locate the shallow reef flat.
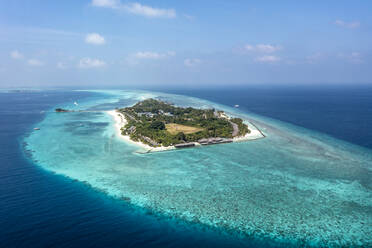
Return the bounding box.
[25,90,372,247]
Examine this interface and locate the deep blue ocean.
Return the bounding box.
[0,87,371,247]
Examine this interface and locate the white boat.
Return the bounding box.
[34,128,40,130]
[74,101,78,106]
[234,104,239,108]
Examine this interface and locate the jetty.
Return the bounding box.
[198,137,233,145]
[174,142,196,148]
[174,137,234,149]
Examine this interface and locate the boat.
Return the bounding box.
[74,101,78,106]
[34,128,40,130]
[234,104,239,108]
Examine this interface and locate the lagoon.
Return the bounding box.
[22,89,372,247]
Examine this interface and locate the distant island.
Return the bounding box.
[108,99,264,152]
[55,108,71,112]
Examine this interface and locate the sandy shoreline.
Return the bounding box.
[233,121,265,142]
[106,110,175,152]
[107,110,265,153]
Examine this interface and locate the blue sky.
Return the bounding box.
[0,0,371,88]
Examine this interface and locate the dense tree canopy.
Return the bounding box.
[150,121,165,130]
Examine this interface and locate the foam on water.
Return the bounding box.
[25,90,372,247]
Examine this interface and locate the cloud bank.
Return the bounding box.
[245,44,282,53]
[27,59,44,66]
[134,51,175,60]
[92,0,176,18]
[334,20,360,29]
[255,55,281,63]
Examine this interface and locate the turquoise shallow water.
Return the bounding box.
[25,90,372,247]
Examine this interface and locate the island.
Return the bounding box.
[107,98,264,152]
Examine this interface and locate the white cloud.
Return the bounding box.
[126,51,175,65]
[10,50,24,59]
[126,3,176,18]
[255,55,281,63]
[183,14,195,21]
[256,44,281,53]
[244,45,255,51]
[78,58,106,68]
[27,59,44,66]
[334,20,360,29]
[57,62,67,69]
[184,58,201,67]
[134,51,175,60]
[85,33,105,45]
[92,0,119,8]
[92,0,176,18]
[244,44,282,53]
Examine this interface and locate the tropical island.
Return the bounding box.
[108,98,264,152]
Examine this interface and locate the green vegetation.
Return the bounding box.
[149,120,165,130]
[231,118,250,136]
[118,98,249,147]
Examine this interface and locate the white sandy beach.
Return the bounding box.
[107,110,175,152]
[233,121,265,142]
[107,110,265,152]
